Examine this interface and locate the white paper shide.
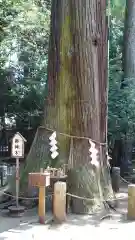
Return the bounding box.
[49,131,59,159]
[89,140,99,167]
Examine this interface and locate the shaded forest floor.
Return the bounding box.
[0,183,134,240]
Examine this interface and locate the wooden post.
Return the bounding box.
[111,167,120,193]
[53,181,66,222]
[39,186,45,224]
[128,184,135,220]
[28,170,50,225]
[16,158,19,208]
[38,168,45,224]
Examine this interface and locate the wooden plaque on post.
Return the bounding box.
[29,172,50,187]
[28,171,50,224]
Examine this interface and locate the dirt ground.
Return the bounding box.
[0,184,135,240]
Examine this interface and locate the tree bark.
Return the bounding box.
[44,0,74,164]
[46,0,113,213]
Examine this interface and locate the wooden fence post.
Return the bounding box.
[38,168,45,224]
[128,184,135,220]
[39,185,45,224]
[53,181,67,222]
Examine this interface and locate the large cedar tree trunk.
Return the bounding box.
[46,0,113,213]
[13,0,113,211]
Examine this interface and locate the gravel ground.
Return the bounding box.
[0,185,135,240]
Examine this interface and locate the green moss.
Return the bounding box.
[55,15,75,155]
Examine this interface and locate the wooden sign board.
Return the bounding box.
[11,132,26,158]
[29,172,50,187]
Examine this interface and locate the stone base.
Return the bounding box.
[8,205,25,217]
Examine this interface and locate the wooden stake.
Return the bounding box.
[39,186,45,224]
[128,184,135,220]
[38,168,45,224]
[53,181,66,222]
[16,158,19,208]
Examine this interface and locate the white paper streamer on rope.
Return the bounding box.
[49,131,59,159]
[89,140,99,167]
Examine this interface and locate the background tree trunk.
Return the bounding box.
[111,139,133,177]
[121,0,135,176]
[123,0,135,80]
[120,139,133,177]
[112,140,122,167]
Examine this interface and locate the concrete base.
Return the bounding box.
[8,205,25,217]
